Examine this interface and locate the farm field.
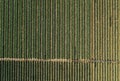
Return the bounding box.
[0,0,120,81]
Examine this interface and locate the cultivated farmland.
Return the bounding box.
[0,0,120,81]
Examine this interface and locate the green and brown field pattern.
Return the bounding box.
[0,0,120,81]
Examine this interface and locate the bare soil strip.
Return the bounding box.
[0,58,119,63]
